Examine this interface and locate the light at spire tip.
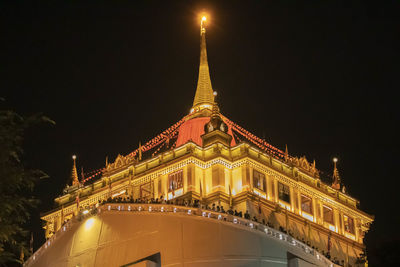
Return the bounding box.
[333,157,338,163]
[72,155,77,160]
[200,15,207,34]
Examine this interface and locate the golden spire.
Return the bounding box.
[332,157,341,190]
[71,155,79,186]
[192,16,214,110]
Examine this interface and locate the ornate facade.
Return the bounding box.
[33,16,373,267]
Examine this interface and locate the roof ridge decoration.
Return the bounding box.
[192,16,214,111]
[83,115,323,184]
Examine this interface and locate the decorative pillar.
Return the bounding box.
[333,208,339,232]
[312,197,317,223]
[187,164,194,192]
[161,174,168,199]
[56,215,61,232]
[241,164,250,190]
[355,218,360,242]
[154,178,158,199]
[249,166,254,190]
[266,175,272,200]
[319,202,323,225]
[183,165,188,194]
[339,211,344,235]
[297,190,302,215]
[289,187,295,212]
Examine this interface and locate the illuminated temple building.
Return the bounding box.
[26,17,373,267]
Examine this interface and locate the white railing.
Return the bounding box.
[25,203,339,267]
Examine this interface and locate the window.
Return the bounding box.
[323,205,334,225]
[253,170,266,192]
[301,195,313,214]
[343,215,355,234]
[278,182,290,203]
[168,170,183,192]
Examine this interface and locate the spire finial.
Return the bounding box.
[332,157,341,190]
[192,15,214,112]
[201,16,206,34]
[284,145,289,162]
[71,155,79,186]
[211,91,220,117]
[138,142,142,161]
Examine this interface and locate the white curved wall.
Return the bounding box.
[28,206,335,267]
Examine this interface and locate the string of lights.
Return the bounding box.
[81,170,102,184]
[222,116,286,160]
[128,116,187,158]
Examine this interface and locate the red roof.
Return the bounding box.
[176,116,236,147]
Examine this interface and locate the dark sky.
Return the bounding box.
[1,0,399,261]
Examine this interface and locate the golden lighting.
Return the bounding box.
[253,188,266,199]
[328,224,336,232]
[279,201,291,211]
[112,189,126,198]
[85,218,95,230]
[301,211,314,222]
[333,157,338,163]
[167,188,183,200]
[231,188,236,196]
[72,155,76,160]
[344,232,356,240]
[200,14,208,30]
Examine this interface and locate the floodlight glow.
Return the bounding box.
[85,218,95,230]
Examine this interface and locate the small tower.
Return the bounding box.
[201,93,232,147]
[331,157,341,190]
[71,155,79,186]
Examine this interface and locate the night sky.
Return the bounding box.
[1,1,399,264]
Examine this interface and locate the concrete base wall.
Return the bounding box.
[29,211,329,267]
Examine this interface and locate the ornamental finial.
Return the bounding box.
[71,155,79,186]
[201,16,206,34]
[332,157,341,190]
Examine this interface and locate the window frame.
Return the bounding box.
[301,194,313,214]
[168,170,183,193]
[278,182,291,204]
[343,214,355,235]
[323,205,334,225]
[253,170,266,192]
